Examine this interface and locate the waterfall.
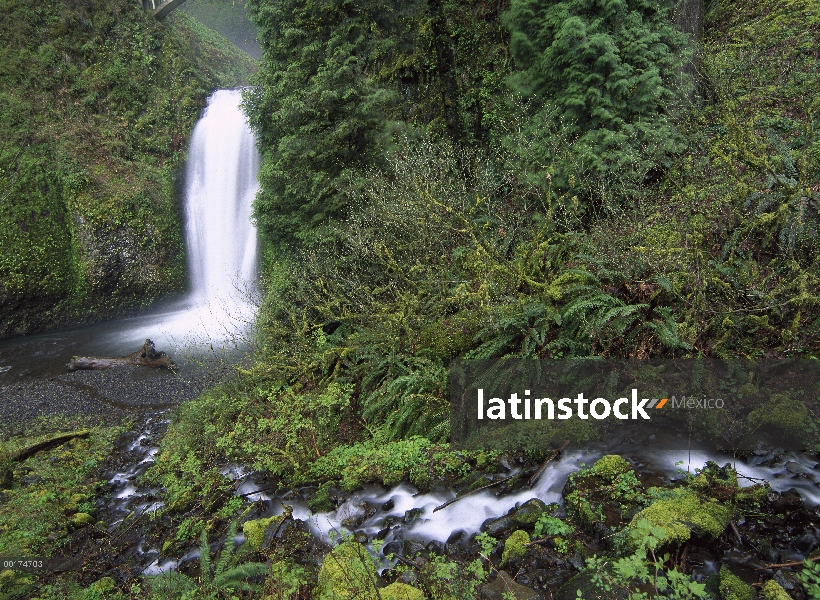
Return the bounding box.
[184,89,259,307]
[104,89,261,355]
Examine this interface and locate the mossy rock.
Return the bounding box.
[89,577,116,593]
[748,394,813,442]
[591,455,632,478]
[483,498,548,535]
[316,541,378,600]
[309,482,335,513]
[381,582,426,600]
[761,580,792,600]
[502,530,530,565]
[630,488,731,546]
[719,565,754,600]
[71,512,94,528]
[243,514,287,550]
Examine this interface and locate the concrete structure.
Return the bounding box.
[142,0,187,19]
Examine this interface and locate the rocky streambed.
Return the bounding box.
[33,408,820,600]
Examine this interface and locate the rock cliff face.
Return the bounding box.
[0,0,257,338]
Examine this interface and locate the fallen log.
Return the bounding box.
[6,430,91,463]
[67,339,175,371]
[1,430,90,488]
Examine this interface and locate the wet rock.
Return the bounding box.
[793,532,818,553]
[482,570,542,600]
[773,570,798,592]
[404,508,424,524]
[383,541,403,557]
[514,499,549,525]
[403,540,426,558]
[554,571,627,600]
[382,499,395,511]
[483,515,515,536]
[482,498,548,535]
[354,531,369,545]
[400,570,419,586]
[446,530,466,545]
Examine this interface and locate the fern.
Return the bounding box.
[148,521,268,600]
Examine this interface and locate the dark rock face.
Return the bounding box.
[482,571,543,600]
[482,498,549,536]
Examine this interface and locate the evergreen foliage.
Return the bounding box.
[243,0,396,247]
[504,0,692,206]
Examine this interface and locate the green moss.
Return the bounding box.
[381,582,426,600]
[502,530,530,565]
[316,541,378,600]
[761,579,792,600]
[630,488,731,546]
[71,513,94,528]
[591,455,632,479]
[89,577,116,593]
[719,565,754,600]
[308,482,335,513]
[242,514,286,550]
[748,394,814,441]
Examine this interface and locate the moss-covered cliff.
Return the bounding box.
[0,0,257,338]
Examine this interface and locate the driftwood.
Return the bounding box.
[67,339,174,371]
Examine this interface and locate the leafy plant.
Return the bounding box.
[797,559,820,600]
[584,519,708,600]
[149,521,267,599]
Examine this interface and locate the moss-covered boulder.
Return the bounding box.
[591,455,632,478]
[630,488,731,545]
[719,565,754,600]
[761,580,792,600]
[564,456,643,530]
[381,582,426,600]
[70,513,94,528]
[502,530,530,565]
[483,498,548,535]
[242,513,288,550]
[315,541,378,600]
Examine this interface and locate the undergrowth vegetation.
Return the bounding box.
[148,0,820,520]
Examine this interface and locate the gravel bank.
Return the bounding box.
[0,365,229,437]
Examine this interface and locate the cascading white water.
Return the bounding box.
[103,89,261,354]
[184,89,259,306]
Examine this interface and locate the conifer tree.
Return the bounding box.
[245,0,395,248]
[504,0,691,205]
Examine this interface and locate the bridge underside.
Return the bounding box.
[143,0,187,19]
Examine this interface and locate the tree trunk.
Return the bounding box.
[67,339,175,370]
